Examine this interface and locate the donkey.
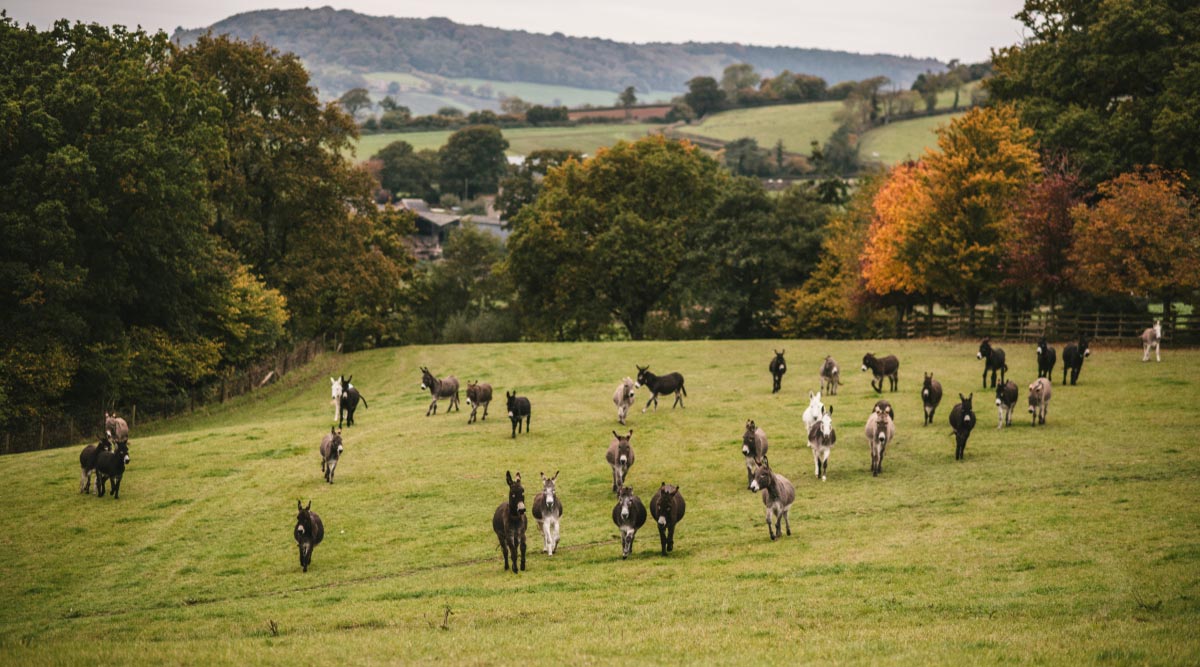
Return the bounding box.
[532,471,563,556]
[492,471,527,573]
[506,391,531,438]
[635,365,687,412]
[294,500,324,573]
[612,485,647,559]
[1142,320,1162,362]
[606,430,635,493]
[801,391,824,432]
[1036,336,1057,379]
[466,381,492,424]
[819,356,840,396]
[319,427,343,484]
[1027,377,1052,426]
[807,406,836,481]
[95,440,130,499]
[864,405,894,476]
[995,380,1018,429]
[329,377,346,422]
[948,393,976,460]
[334,375,367,428]
[873,399,896,422]
[750,458,795,540]
[1061,336,1090,386]
[741,420,769,488]
[922,372,943,426]
[612,377,636,426]
[768,349,787,393]
[419,367,459,416]
[79,438,112,494]
[104,412,129,445]
[861,353,900,393]
[977,338,1008,388]
[650,483,686,555]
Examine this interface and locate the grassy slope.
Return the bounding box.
[363,71,678,109]
[352,123,658,160]
[674,101,844,152]
[859,113,964,165]
[1,339,1198,665]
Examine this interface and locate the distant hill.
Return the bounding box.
[172,8,945,101]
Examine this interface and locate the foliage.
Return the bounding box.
[618,86,638,110]
[338,87,372,117]
[525,105,569,125]
[1002,160,1084,308]
[372,140,440,201]
[720,63,761,103]
[438,125,510,199]
[861,161,930,297]
[723,138,774,177]
[685,77,725,118]
[495,149,582,220]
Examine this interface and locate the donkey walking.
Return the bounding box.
[79,438,112,494]
[1027,378,1052,426]
[1142,320,1162,362]
[612,377,636,426]
[94,440,130,499]
[606,430,635,493]
[612,486,647,559]
[532,471,563,556]
[294,500,324,572]
[861,353,900,393]
[819,356,840,396]
[506,391,531,438]
[104,412,129,445]
[949,393,976,460]
[977,338,1008,388]
[922,372,943,426]
[635,365,686,412]
[466,381,492,424]
[650,483,686,555]
[1036,336,1057,379]
[807,406,836,481]
[768,349,787,393]
[419,367,459,416]
[333,375,367,428]
[865,405,894,476]
[741,421,769,488]
[995,380,1018,429]
[492,471,527,573]
[1062,336,1090,386]
[319,427,343,484]
[750,459,795,540]
[802,391,825,432]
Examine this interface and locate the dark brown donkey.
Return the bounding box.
[465,381,492,424]
[79,438,111,494]
[294,500,324,572]
[650,483,686,555]
[419,367,460,416]
[861,353,900,393]
[635,365,687,412]
[492,471,527,573]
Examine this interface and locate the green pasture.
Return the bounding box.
[674,101,844,153]
[363,71,679,109]
[351,123,659,161]
[859,112,965,165]
[1,339,1198,665]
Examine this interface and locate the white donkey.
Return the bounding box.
[612,377,636,426]
[802,391,824,432]
[1142,320,1162,362]
[531,471,563,556]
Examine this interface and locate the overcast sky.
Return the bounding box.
[5,0,1027,63]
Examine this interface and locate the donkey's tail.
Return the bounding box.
[360,395,369,409]
[681,382,688,397]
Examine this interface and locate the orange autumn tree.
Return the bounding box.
[861,160,931,298]
[1070,168,1200,319]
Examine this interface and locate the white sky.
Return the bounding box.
[4,0,1027,63]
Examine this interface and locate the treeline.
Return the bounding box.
[0,20,414,437]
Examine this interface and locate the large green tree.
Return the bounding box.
[438,125,510,199]
[373,140,439,201]
[685,76,724,118]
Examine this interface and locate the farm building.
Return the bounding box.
[397,198,508,260]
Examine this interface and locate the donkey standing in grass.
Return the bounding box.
[635,365,686,412]
[922,372,943,426]
[606,430,635,493]
[977,338,1008,388]
[466,381,492,424]
[319,427,343,484]
[1036,336,1057,379]
[1027,378,1052,426]
[294,500,324,573]
[79,438,111,494]
[750,458,795,540]
[104,412,129,446]
[612,486,647,559]
[865,404,894,476]
[95,440,130,499]
[650,483,686,555]
[612,377,636,426]
[506,391,531,438]
[492,471,527,573]
[819,356,840,396]
[807,406,836,481]
[532,471,563,556]
[420,367,459,416]
[769,349,787,393]
[741,420,769,488]
[334,375,367,428]
[995,380,1018,429]
[802,391,825,432]
[949,393,976,460]
[1062,336,1090,386]
[861,353,900,393]
[1142,320,1162,362]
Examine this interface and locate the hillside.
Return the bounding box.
[860,112,965,165]
[171,8,945,100]
[352,124,659,161]
[1,339,1197,663]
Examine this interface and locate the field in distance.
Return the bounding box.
[860,112,966,165]
[351,123,660,160]
[1,339,1197,664]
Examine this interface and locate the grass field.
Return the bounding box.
[674,101,844,153]
[351,123,659,160]
[2,339,1198,665]
[859,112,965,165]
[363,71,679,109]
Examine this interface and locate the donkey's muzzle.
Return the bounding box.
[517,502,526,513]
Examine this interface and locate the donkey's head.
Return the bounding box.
[1078,337,1091,357]
[750,459,772,492]
[612,430,633,464]
[505,471,525,515]
[995,381,1012,406]
[338,375,352,401]
[773,349,785,368]
[329,426,344,457]
[295,500,315,537]
[1036,335,1048,356]
[616,486,637,520]
[115,440,130,466]
[742,420,757,456]
[1153,320,1162,337]
[819,406,834,439]
[466,381,478,405]
[959,393,975,422]
[922,372,934,398]
[620,378,636,403]
[861,353,875,372]
[1027,381,1045,412]
[419,367,435,391]
[330,377,341,401]
[977,338,992,360]
[654,483,679,526]
[634,365,650,388]
[806,391,824,415]
[539,471,559,510]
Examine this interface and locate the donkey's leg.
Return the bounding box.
[499,535,510,570]
[1143,344,1150,362]
[672,390,682,409]
[643,395,654,413]
[783,508,792,536]
[426,398,436,417]
[80,468,89,494]
[666,521,675,552]
[765,508,776,541]
[518,532,526,571]
[482,401,489,420]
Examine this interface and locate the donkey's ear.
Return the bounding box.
[506,470,514,486]
[968,393,973,400]
[297,499,303,511]
[809,391,814,399]
[346,375,352,384]
[540,471,546,482]
[305,500,312,511]
[552,470,559,481]
[613,430,620,439]
[627,429,633,438]
[330,426,336,434]
[959,393,966,401]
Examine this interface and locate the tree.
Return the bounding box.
[379,106,412,129]
[904,106,1040,331]
[989,0,1200,190]
[373,140,439,201]
[526,105,568,125]
[438,125,510,199]
[720,63,760,103]
[338,87,372,118]
[380,96,401,111]
[496,149,582,220]
[506,136,725,339]
[723,138,773,177]
[499,95,531,116]
[685,76,724,118]
[861,161,931,299]
[437,105,464,117]
[1069,168,1200,319]
[618,86,638,119]
[1002,160,1084,311]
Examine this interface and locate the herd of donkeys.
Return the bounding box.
[77,321,1167,574]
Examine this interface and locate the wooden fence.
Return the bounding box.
[901,310,1197,345]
